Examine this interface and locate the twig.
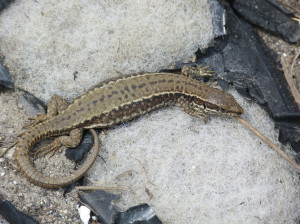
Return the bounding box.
[135,158,156,186]
[76,184,138,203]
[283,49,300,105]
[76,184,131,192]
[290,49,300,72]
[236,117,300,173]
[291,17,300,22]
[145,187,153,201]
[115,169,133,180]
[0,142,16,157]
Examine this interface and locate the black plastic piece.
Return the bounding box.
[209,0,227,37]
[65,130,94,162]
[63,176,85,196]
[192,0,300,151]
[17,89,47,117]
[79,190,120,224]
[274,113,300,152]
[0,0,13,11]
[79,190,163,224]
[0,200,39,224]
[64,131,95,189]
[229,0,300,43]
[0,57,13,89]
[116,204,163,224]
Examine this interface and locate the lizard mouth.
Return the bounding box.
[225,107,244,116]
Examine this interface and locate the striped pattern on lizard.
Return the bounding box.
[14,66,244,188]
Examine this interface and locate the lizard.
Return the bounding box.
[14,65,244,188]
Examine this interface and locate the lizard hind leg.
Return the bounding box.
[34,128,83,158]
[24,113,48,129]
[24,94,69,129]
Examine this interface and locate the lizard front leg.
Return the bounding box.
[24,94,69,129]
[181,65,214,79]
[180,65,215,86]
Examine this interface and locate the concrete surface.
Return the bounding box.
[0,0,299,223]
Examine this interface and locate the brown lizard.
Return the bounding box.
[14,66,243,188]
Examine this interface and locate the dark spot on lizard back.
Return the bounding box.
[100,95,105,102]
[112,90,118,94]
[149,81,157,86]
[124,86,130,92]
[138,83,146,88]
[76,107,85,113]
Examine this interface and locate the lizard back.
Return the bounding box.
[47,72,243,132]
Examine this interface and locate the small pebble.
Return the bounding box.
[78,206,91,224]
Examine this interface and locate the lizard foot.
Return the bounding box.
[181,65,214,79]
[24,113,48,129]
[33,138,62,158]
[33,128,83,159]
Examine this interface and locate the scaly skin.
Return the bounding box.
[15,67,243,188]
[15,129,99,188]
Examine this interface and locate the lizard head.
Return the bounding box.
[205,88,244,116]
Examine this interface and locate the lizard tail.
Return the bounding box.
[14,125,100,188]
